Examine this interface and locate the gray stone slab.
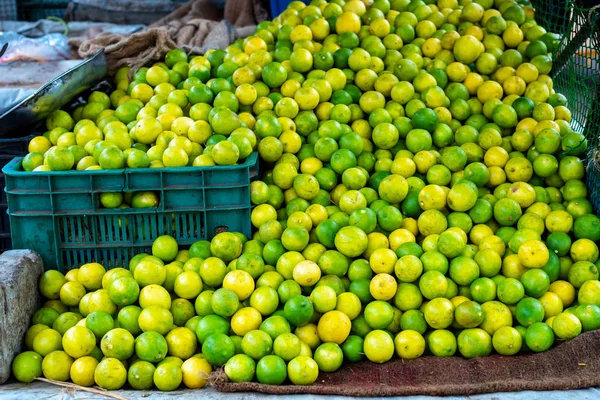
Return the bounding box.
[0,250,44,384]
[0,382,599,400]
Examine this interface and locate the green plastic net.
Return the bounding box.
[530,0,600,210]
[530,0,599,147]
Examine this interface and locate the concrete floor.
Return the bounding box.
[0,382,599,400]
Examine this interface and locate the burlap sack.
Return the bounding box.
[149,0,268,27]
[72,0,267,74]
[213,329,600,397]
[65,0,189,25]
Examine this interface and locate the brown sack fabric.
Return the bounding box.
[73,0,267,74]
[148,0,224,28]
[213,329,600,396]
[149,0,268,28]
[76,28,177,74]
[225,0,269,27]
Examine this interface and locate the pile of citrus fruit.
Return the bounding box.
[12,0,600,391]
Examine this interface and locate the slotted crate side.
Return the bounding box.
[6,182,253,215]
[0,204,10,251]
[17,0,69,20]
[9,203,252,272]
[0,136,35,251]
[4,153,258,271]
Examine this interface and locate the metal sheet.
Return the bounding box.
[0,49,107,138]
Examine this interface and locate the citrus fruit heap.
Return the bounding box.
[12,0,600,391]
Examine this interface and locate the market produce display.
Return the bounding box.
[11,0,600,392]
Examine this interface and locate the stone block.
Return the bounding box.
[0,250,43,384]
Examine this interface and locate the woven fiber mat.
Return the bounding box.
[213,329,600,397]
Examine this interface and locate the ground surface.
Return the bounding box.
[0,382,599,400]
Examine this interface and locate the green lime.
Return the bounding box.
[342,335,364,362]
[313,342,344,372]
[457,328,492,359]
[135,331,168,363]
[225,354,256,382]
[287,355,319,385]
[241,330,273,360]
[454,301,484,329]
[427,329,457,357]
[256,355,287,384]
[12,351,43,382]
[202,333,235,366]
[525,322,555,352]
[284,295,314,326]
[153,362,182,391]
[515,297,545,327]
[128,361,156,390]
[492,326,522,356]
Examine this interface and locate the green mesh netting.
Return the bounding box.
[530,0,600,148]
[530,0,600,211]
[530,0,572,35]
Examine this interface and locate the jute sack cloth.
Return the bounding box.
[64,0,189,25]
[72,0,267,74]
[212,329,600,396]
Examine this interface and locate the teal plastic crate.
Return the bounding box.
[0,136,34,251]
[3,152,258,271]
[270,0,308,18]
[17,0,69,21]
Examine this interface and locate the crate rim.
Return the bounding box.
[2,151,259,177]
[0,135,36,145]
